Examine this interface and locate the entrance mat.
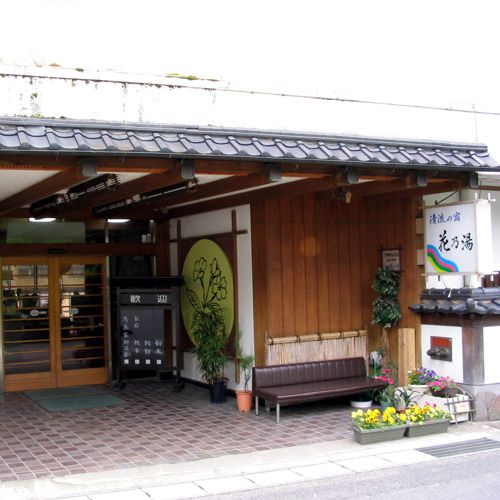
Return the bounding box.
[25,387,126,412]
[417,438,500,458]
[25,386,108,401]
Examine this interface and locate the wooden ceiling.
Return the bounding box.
[0,154,473,222]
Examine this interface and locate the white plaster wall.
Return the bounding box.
[0,67,494,150]
[421,325,464,382]
[483,326,500,384]
[169,205,253,390]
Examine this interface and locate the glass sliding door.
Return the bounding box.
[57,257,108,387]
[1,258,56,391]
[1,256,109,391]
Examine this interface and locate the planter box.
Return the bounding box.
[415,393,471,423]
[405,419,451,437]
[352,425,407,445]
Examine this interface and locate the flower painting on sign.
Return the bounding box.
[424,200,493,275]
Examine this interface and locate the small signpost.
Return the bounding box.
[116,288,183,391]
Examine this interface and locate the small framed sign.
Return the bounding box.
[381,248,402,271]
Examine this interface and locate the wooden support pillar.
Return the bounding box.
[154,220,173,367]
[154,220,171,275]
[398,327,416,386]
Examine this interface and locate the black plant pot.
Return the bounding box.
[210,380,227,404]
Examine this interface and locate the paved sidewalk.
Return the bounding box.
[1,421,499,500]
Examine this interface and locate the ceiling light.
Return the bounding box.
[29,217,56,223]
[107,219,130,223]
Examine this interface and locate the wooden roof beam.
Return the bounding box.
[165,174,342,219]
[0,168,88,216]
[101,168,281,220]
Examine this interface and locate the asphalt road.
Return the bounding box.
[207,449,500,499]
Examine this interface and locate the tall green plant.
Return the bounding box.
[372,268,401,360]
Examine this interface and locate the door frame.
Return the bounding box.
[1,255,109,392]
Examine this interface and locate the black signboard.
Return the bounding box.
[116,287,182,390]
[120,309,166,370]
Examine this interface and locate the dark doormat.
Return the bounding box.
[25,386,126,412]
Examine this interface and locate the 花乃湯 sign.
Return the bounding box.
[425,200,493,275]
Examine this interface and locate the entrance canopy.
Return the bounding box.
[0,117,499,223]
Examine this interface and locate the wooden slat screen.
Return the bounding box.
[251,192,421,366]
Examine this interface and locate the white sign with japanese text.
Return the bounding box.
[424,200,493,275]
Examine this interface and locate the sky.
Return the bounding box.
[1,0,500,110]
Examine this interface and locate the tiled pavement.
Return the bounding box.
[0,381,352,482]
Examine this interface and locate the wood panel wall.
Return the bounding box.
[251,192,422,367]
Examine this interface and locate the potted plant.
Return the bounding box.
[427,376,457,398]
[351,407,407,444]
[394,387,419,412]
[372,367,396,411]
[235,353,254,412]
[350,391,374,409]
[186,257,230,403]
[372,268,401,359]
[407,367,437,395]
[191,311,229,403]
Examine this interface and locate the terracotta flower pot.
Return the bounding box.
[236,390,253,412]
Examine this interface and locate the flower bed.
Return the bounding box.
[404,403,451,436]
[414,393,471,423]
[351,407,408,444]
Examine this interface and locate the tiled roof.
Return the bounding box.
[0,118,499,171]
[410,288,500,316]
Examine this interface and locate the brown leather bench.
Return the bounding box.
[252,357,386,423]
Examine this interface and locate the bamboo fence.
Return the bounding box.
[266,330,367,365]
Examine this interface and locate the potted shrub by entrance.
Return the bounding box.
[235,354,254,412]
[185,256,230,403]
[351,407,408,445]
[189,291,229,403]
[194,325,229,403]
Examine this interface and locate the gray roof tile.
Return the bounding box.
[0,118,498,172]
[410,288,500,316]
